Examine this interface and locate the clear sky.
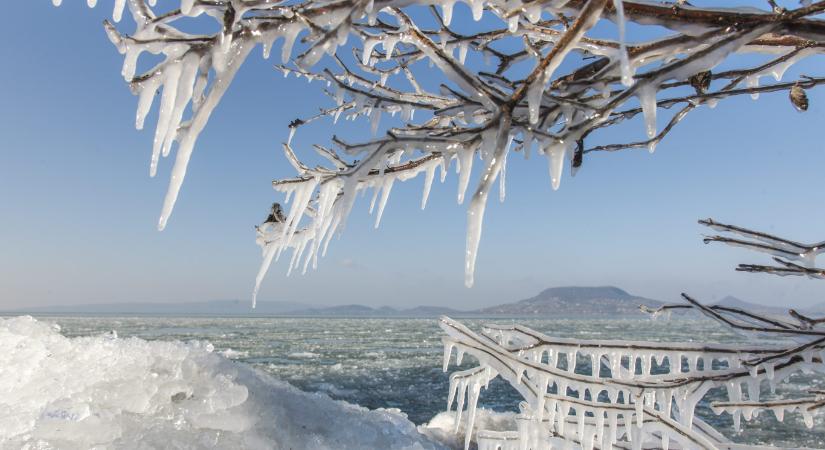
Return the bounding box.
[1,1,824,311]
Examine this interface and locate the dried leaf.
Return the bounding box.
[689,71,712,93]
[790,85,809,112]
[572,139,584,169]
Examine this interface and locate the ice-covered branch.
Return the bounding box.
[250,1,825,294]
[700,218,825,277]
[55,0,825,297]
[440,310,825,449]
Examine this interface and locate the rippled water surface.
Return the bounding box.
[40,316,825,447]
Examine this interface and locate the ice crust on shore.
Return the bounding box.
[0,316,447,450]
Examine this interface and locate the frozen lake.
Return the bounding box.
[23,315,825,447]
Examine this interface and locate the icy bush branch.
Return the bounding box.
[700,218,825,278]
[440,310,825,449]
[441,297,825,448]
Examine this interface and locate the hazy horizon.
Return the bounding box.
[3,284,821,313]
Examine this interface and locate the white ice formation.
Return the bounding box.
[0,316,447,450]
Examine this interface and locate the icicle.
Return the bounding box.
[773,406,784,422]
[524,4,542,22]
[421,164,437,209]
[558,401,570,435]
[638,85,658,141]
[746,75,760,100]
[610,353,621,380]
[281,23,302,64]
[499,144,508,203]
[150,62,183,177]
[577,407,586,441]
[458,43,469,65]
[623,412,633,444]
[456,145,475,204]
[443,342,454,371]
[442,0,455,26]
[470,0,484,21]
[252,243,277,308]
[747,378,759,402]
[453,384,467,434]
[508,15,519,32]
[535,375,550,438]
[112,0,126,22]
[547,140,569,190]
[162,53,199,158]
[635,392,644,428]
[464,382,482,450]
[591,353,600,379]
[769,49,811,81]
[384,36,398,60]
[803,410,814,428]
[612,0,633,86]
[764,362,775,380]
[464,120,510,287]
[594,410,605,446]
[262,38,274,60]
[726,382,742,431]
[135,78,161,130]
[158,42,254,230]
[608,411,618,445]
[567,351,577,373]
[527,77,545,124]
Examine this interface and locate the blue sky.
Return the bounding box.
[1,1,824,310]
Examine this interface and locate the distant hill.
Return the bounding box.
[12,286,802,319]
[475,286,663,317]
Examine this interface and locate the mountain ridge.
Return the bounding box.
[475,285,663,317]
[6,286,812,318]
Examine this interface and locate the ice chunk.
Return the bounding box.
[0,316,448,450]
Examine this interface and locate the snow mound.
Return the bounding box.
[0,316,447,449]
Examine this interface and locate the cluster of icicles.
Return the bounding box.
[56,0,817,297]
[57,0,347,230]
[439,317,823,450]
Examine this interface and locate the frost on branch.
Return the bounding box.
[58,1,825,298]
[439,220,825,449]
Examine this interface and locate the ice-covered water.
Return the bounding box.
[5,315,825,448]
